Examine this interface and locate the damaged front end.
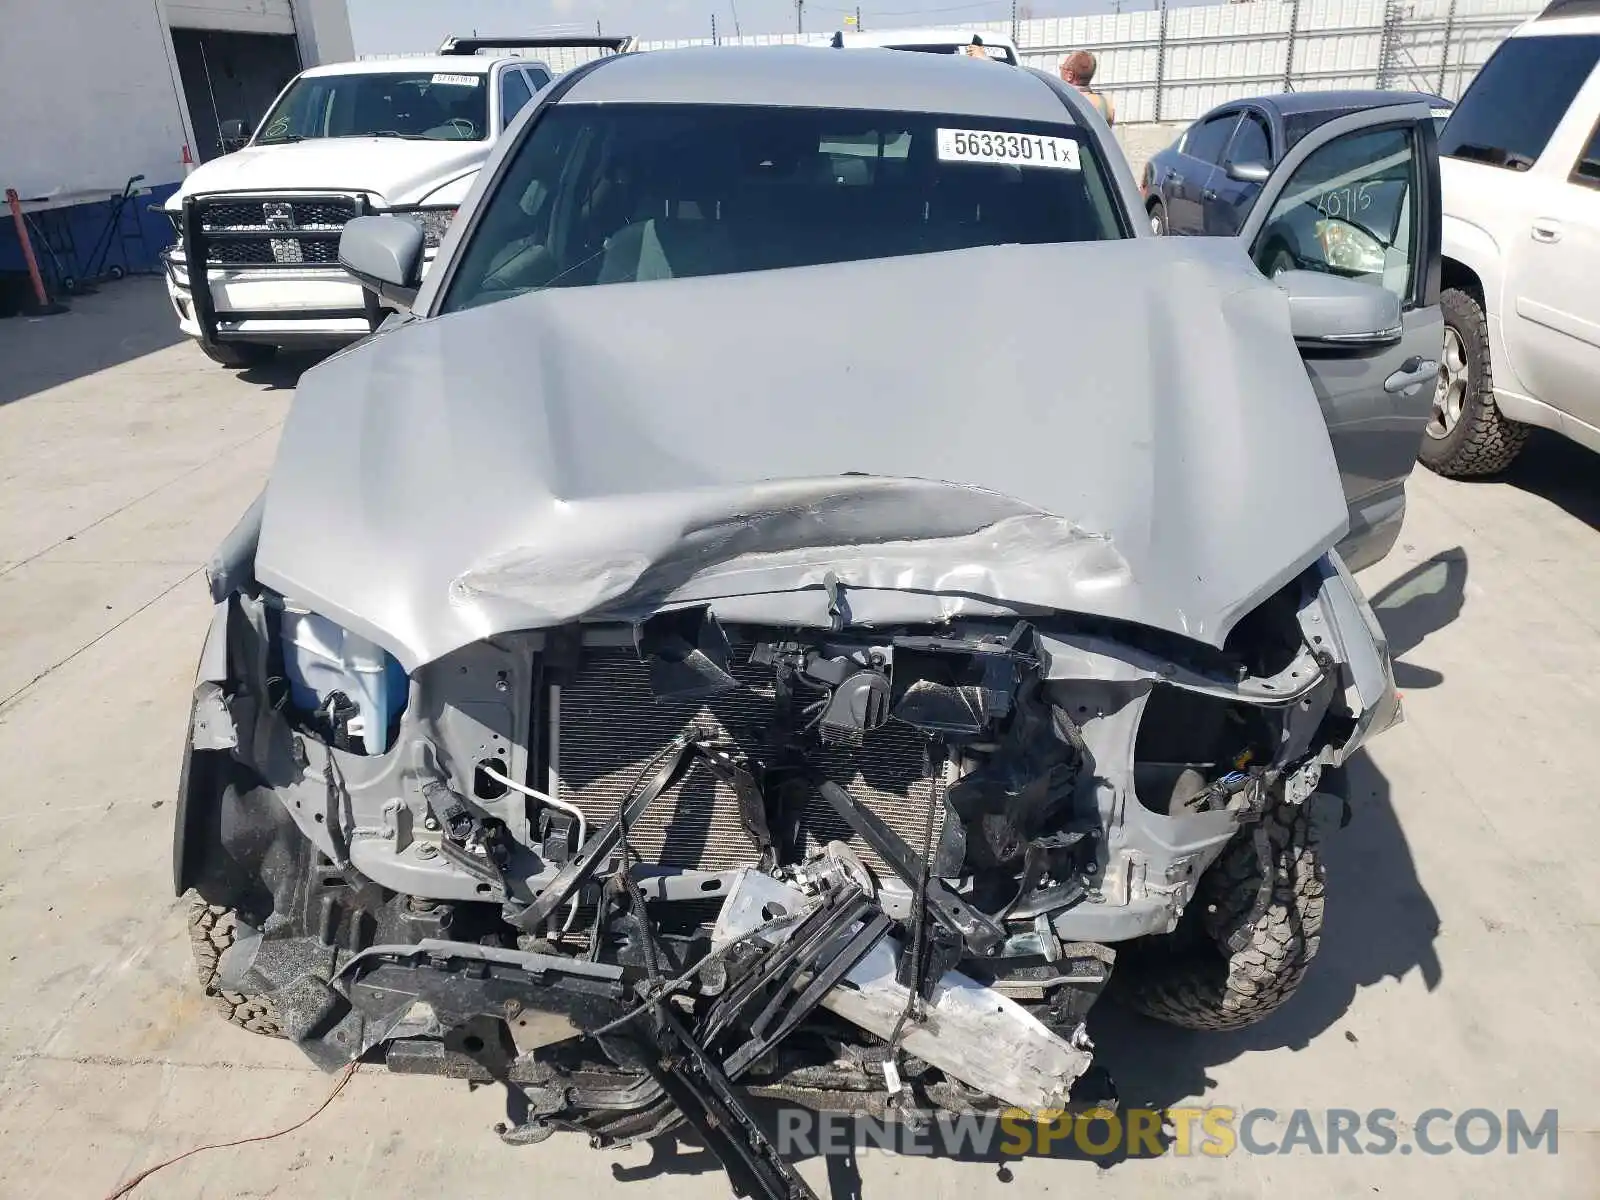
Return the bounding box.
[176,494,1395,1195]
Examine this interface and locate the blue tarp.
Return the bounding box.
[0,179,180,291]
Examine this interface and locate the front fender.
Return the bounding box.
[1440,212,1540,401]
[414,170,479,207]
[1311,554,1401,763]
[173,603,233,895]
[1440,211,1502,301]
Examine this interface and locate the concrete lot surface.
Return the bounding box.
[2,274,1598,1199]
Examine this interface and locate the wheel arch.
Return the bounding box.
[1439,213,1541,409]
[1439,213,1501,313]
[1440,256,1485,309]
[1256,231,1299,275]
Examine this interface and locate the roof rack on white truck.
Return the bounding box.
[437,34,636,55]
[160,35,629,368]
[831,27,1021,64]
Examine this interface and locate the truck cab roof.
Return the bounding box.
[298,56,509,79]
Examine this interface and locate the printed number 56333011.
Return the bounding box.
[937,128,1081,170]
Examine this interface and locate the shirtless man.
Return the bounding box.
[1061,50,1114,126]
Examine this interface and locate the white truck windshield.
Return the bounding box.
[442,102,1125,311]
[257,71,489,144]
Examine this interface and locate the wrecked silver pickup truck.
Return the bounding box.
[174,45,1428,1198]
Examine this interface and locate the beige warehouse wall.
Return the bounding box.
[290,0,355,65]
[0,0,193,199]
[0,0,353,201]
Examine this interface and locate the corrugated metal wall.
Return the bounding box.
[362,0,1548,124]
[647,0,1549,124]
[987,0,1548,124]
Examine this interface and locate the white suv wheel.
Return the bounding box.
[1427,325,1468,440]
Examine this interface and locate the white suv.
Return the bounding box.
[160,36,628,368]
[1427,0,1600,474]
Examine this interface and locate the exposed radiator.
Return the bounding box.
[551,646,945,876]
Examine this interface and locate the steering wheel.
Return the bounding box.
[444,117,476,138]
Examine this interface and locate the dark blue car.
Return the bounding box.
[1141,90,1453,236]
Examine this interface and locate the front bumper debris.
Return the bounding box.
[244,735,1091,1199]
[184,534,1390,1200]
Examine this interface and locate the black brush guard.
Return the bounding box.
[175,193,385,347]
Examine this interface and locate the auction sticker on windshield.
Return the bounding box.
[431,74,480,87]
[937,128,1080,170]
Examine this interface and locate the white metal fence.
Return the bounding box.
[364,0,1548,125]
[986,0,1549,124]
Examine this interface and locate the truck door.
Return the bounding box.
[1501,98,1600,439]
[1239,103,1443,571]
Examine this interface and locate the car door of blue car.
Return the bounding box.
[1206,108,1274,234]
[1159,110,1240,234]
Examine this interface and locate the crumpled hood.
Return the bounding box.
[256,237,1347,670]
[167,138,486,208]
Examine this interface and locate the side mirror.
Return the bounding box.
[1225,159,1271,185]
[339,216,426,308]
[1275,269,1402,349]
[218,118,250,151]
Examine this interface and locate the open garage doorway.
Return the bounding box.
[172,29,302,162]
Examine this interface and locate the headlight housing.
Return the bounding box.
[398,206,456,249]
[1315,218,1387,276]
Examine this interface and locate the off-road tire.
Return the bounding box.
[187,898,282,1037]
[1115,802,1324,1031]
[199,341,277,369]
[1419,287,1528,477]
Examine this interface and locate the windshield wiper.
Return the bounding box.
[1447,142,1534,171]
[257,134,307,144]
[337,130,434,140]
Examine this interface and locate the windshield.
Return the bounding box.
[256,71,489,144]
[441,103,1124,312]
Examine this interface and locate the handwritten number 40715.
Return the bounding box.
[1317,182,1375,218]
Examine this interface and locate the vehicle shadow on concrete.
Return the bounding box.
[1365,547,1469,691]
[593,753,1441,1193]
[1496,429,1600,532]
[237,349,332,390]
[0,277,182,408]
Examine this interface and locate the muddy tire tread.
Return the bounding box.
[1420,287,1529,477]
[187,898,283,1037]
[1116,802,1324,1031]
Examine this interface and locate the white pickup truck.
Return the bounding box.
[160,36,629,367]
